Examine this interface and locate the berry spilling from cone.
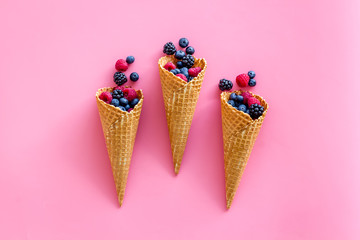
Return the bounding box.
[162,38,202,82]
[218,70,257,91]
[99,56,141,112]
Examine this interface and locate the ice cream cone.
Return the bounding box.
[96,87,144,206]
[158,55,207,174]
[220,90,268,209]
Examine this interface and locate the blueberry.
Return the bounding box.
[125,104,131,110]
[177,61,183,68]
[179,38,189,48]
[185,46,195,55]
[111,98,120,107]
[236,95,244,103]
[119,106,126,111]
[248,79,256,87]
[119,98,129,106]
[248,71,256,79]
[130,98,139,107]
[238,104,247,112]
[227,100,235,107]
[175,50,185,60]
[245,109,250,114]
[130,72,139,82]
[126,56,135,64]
[229,93,237,101]
[180,67,189,78]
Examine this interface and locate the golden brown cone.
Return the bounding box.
[220,90,268,209]
[158,56,207,174]
[96,87,144,206]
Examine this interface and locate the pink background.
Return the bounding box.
[1,0,360,239]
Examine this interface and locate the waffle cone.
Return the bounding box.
[220,90,268,209]
[158,56,207,174]
[96,87,144,206]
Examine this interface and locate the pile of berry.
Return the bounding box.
[227,92,264,119]
[113,56,139,86]
[162,38,202,82]
[218,71,257,91]
[99,86,140,112]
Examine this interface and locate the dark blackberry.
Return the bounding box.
[249,103,264,119]
[113,72,127,86]
[182,54,195,68]
[112,89,124,99]
[218,79,233,91]
[163,42,176,55]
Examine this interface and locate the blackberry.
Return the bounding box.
[112,89,124,99]
[113,72,127,86]
[163,42,176,55]
[249,103,264,119]
[218,79,233,91]
[182,55,195,68]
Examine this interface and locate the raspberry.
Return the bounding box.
[241,91,252,104]
[99,91,112,104]
[182,55,195,68]
[236,74,249,87]
[163,42,176,55]
[247,97,260,107]
[113,72,127,86]
[123,88,137,101]
[164,62,176,71]
[115,59,128,72]
[218,79,233,91]
[176,74,187,81]
[188,67,202,77]
[249,103,264,119]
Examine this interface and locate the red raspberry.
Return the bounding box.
[99,91,112,104]
[115,59,129,72]
[236,74,249,87]
[123,88,137,101]
[164,62,176,71]
[241,92,252,104]
[176,74,187,81]
[114,86,125,91]
[127,108,133,112]
[188,67,202,77]
[247,96,260,106]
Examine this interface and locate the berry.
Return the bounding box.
[130,98,139,107]
[114,86,125,91]
[176,61,183,68]
[111,98,120,107]
[236,95,244,103]
[241,92,252,104]
[99,91,112,104]
[114,72,127,86]
[218,79,233,91]
[179,38,189,48]
[238,104,247,112]
[229,93,237,101]
[115,59,128,72]
[248,79,256,87]
[170,69,181,75]
[249,103,264,119]
[228,100,235,107]
[245,109,250,114]
[236,74,249,88]
[119,97,129,106]
[127,108,133,112]
[248,71,256,79]
[125,104,131,110]
[176,74,187,81]
[164,62,176,71]
[175,50,186,60]
[112,89,124,99]
[119,106,126,111]
[180,67,189,78]
[130,72,139,82]
[182,55,195,68]
[126,56,135,64]
[123,88,137,101]
[163,42,176,55]
[247,97,260,106]
[188,76,194,82]
[188,67,202,77]
[186,46,195,55]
